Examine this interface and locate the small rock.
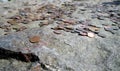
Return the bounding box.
[29,36,40,43]
[87,32,95,38]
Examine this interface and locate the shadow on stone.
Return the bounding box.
[0,47,40,62]
[102,0,120,5]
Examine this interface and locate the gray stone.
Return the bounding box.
[0,0,9,2]
[0,27,107,71]
[0,0,120,71]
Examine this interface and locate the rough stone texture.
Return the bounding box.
[0,26,119,71]
[0,0,120,71]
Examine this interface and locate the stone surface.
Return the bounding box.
[0,0,120,71]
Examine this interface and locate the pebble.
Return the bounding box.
[29,36,40,43]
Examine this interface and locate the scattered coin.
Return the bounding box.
[29,36,40,43]
[87,32,95,38]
